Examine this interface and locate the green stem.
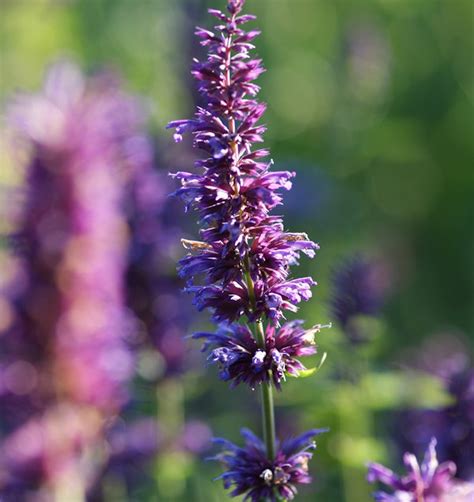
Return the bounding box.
[256,320,276,460]
[244,263,276,460]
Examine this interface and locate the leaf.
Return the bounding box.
[289,352,328,379]
[296,367,318,378]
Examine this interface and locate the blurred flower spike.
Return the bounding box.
[330,255,391,344]
[0,60,150,498]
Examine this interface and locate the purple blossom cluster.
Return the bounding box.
[395,336,474,482]
[168,1,318,326]
[167,0,322,386]
[367,438,474,502]
[0,61,143,498]
[194,321,323,390]
[167,0,327,499]
[212,428,326,502]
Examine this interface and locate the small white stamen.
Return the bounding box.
[260,469,273,485]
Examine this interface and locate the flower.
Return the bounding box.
[193,320,327,389]
[0,404,101,498]
[212,428,327,501]
[0,60,145,497]
[126,151,195,378]
[396,368,474,484]
[330,255,390,343]
[4,60,140,412]
[167,2,326,497]
[395,335,474,482]
[367,438,457,501]
[167,0,318,324]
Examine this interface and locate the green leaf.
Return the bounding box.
[289,352,327,378]
[296,367,318,378]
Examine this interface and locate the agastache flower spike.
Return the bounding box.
[167,0,327,499]
[0,61,138,499]
[167,0,318,325]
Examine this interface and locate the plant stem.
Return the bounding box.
[256,319,276,460]
[244,264,276,460]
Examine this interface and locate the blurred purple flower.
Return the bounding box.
[106,418,161,464]
[367,438,457,501]
[330,255,390,343]
[345,22,391,103]
[86,414,212,501]
[125,152,195,377]
[0,60,149,496]
[212,428,327,501]
[194,321,327,390]
[0,404,100,499]
[5,61,139,411]
[395,335,474,482]
[85,417,160,502]
[396,369,474,483]
[179,420,213,454]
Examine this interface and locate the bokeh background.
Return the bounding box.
[0,0,473,501]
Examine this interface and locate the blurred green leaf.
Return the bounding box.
[359,371,452,410]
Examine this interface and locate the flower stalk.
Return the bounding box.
[167,0,328,499]
[244,254,276,459]
[259,344,277,461]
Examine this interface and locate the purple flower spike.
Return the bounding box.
[212,428,327,502]
[168,1,328,497]
[0,60,149,498]
[367,438,458,501]
[167,0,318,325]
[193,321,328,390]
